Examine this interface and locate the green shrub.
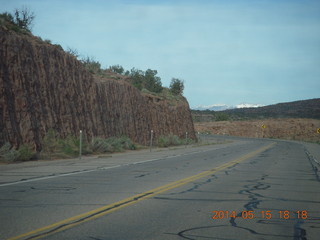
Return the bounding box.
[105,137,123,152]
[215,112,230,121]
[169,134,181,146]
[157,135,171,147]
[90,136,136,153]
[18,144,34,161]
[0,143,35,162]
[181,137,195,145]
[91,137,113,153]
[129,68,163,93]
[41,128,59,159]
[59,135,91,157]
[157,134,194,147]
[118,136,136,150]
[58,135,79,156]
[0,142,20,162]
[109,65,124,75]
[41,129,91,159]
[157,134,181,147]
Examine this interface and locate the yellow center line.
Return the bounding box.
[8,142,276,240]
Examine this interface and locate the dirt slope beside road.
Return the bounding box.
[195,118,320,143]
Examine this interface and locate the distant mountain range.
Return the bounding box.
[192,98,320,122]
[193,103,264,111]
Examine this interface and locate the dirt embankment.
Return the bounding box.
[195,118,320,143]
[0,27,196,151]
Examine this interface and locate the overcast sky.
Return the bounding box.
[2,0,320,108]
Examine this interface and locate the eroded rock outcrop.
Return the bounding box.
[0,27,196,151]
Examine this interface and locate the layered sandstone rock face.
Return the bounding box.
[0,27,196,151]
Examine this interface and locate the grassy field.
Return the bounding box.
[194,118,320,143]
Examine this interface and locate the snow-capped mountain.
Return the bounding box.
[193,103,264,111]
[193,104,233,111]
[235,103,265,109]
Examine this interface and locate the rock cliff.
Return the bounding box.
[0,27,196,151]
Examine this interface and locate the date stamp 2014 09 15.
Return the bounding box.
[211,210,308,220]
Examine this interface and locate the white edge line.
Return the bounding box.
[0,145,233,187]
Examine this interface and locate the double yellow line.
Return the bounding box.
[8,142,275,240]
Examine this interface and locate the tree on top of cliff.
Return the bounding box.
[144,69,163,93]
[81,56,102,74]
[129,68,163,93]
[109,65,125,75]
[0,7,35,32]
[170,78,184,95]
[14,7,35,32]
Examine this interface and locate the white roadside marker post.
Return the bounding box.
[150,130,153,152]
[79,130,82,160]
[185,132,188,148]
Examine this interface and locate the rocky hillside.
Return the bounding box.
[224,98,320,119]
[0,27,196,151]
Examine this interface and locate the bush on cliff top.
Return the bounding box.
[0,7,35,33]
[129,68,163,93]
[81,56,102,74]
[108,65,185,96]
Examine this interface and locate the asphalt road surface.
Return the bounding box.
[0,136,319,240]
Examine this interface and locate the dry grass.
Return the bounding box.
[194,118,320,143]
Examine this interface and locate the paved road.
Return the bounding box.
[0,136,319,240]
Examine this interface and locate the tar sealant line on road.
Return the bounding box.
[0,142,243,187]
[7,142,276,240]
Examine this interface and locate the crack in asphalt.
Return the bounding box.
[230,172,308,240]
[168,176,217,195]
[294,218,307,240]
[174,224,293,240]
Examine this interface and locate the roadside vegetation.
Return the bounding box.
[40,129,139,160]
[0,142,34,162]
[0,130,197,163]
[0,129,139,162]
[157,134,194,147]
